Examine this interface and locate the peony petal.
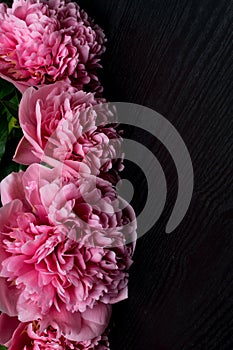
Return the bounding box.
[0,199,24,232]
[40,303,111,342]
[0,170,24,205]
[17,293,42,322]
[13,136,41,164]
[79,303,112,341]
[0,313,20,345]
[8,322,29,350]
[0,277,19,317]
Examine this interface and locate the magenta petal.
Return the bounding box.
[8,322,29,350]
[0,313,20,345]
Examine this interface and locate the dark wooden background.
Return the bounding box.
[77,0,233,349]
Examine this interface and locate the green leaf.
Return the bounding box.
[9,93,19,106]
[0,101,18,119]
[0,345,8,350]
[0,78,23,183]
[0,78,15,100]
[0,116,8,162]
[0,124,25,182]
[8,116,20,133]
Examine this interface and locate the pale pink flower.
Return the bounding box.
[13,82,122,180]
[0,314,110,350]
[0,164,136,339]
[0,0,105,94]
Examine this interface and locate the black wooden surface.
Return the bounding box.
[77,0,233,349]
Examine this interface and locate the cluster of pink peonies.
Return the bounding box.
[0,0,106,95]
[0,0,136,349]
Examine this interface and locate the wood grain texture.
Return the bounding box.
[76,0,233,349]
[80,0,233,350]
[84,0,232,349]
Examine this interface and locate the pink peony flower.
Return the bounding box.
[0,0,106,94]
[0,313,110,350]
[0,198,112,341]
[0,164,136,339]
[13,82,122,180]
